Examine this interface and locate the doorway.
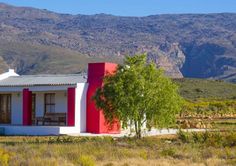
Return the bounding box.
[0,94,11,124]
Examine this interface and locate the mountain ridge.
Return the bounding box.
[0,3,235,82]
[1,2,235,17]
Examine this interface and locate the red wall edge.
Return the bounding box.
[67,87,76,126]
[86,63,121,134]
[22,88,32,126]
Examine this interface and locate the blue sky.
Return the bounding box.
[0,0,235,16]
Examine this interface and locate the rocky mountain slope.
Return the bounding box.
[0,3,235,81]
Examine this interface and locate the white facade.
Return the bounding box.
[0,69,88,135]
[11,92,23,125]
[75,83,88,133]
[0,63,121,136]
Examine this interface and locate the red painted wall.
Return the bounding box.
[67,87,76,126]
[22,89,32,126]
[86,63,121,134]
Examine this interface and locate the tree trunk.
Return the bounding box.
[136,129,141,139]
[137,120,142,139]
[134,120,142,139]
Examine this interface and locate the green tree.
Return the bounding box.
[93,54,183,138]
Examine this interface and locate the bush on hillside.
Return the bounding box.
[177,130,236,147]
[180,99,236,118]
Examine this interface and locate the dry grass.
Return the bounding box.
[0,133,235,166]
[98,158,227,166]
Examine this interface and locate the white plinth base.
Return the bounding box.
[0,125,81,136]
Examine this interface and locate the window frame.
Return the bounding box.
[44,93,55,114]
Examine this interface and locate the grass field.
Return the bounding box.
[0,132,236,166]
[0,74,235,165]
[175,78,236,100]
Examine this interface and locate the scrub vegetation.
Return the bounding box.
[175,78,236,100]
[176,78,236,130]
[0,132,236,166]
[180,99,236,119]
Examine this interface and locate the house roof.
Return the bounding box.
[0,74,87,87]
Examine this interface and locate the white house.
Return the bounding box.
[0,63,120,135]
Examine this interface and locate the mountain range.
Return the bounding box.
[0,3,235,82]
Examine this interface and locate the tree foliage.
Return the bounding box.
[93,54,183,138]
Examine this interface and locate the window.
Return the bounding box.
[44,93,55,113]
[0,94,11,124]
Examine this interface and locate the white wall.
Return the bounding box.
[10,91,68,125]
[35,92,44,117]
[55,91,67,113]
[11,93,22,125]
[33,84,88,132]
[1,83,88,135]
[75,83,88,132]
[35,91,67,117]
[80,83,88,132]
